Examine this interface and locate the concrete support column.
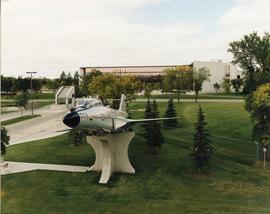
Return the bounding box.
[86,132,135,184]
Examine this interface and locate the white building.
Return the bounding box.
[80,60,243,93]
[192,60,242,93]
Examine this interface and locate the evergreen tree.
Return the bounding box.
[142,100,152,140]
[144,99,152,119]
[60,71,67,86]
[191,106,213,172]
[151,100,164,150]
[142,100,164,153]
[68,128,85,146]
[163,98,178,127]
[1,127,10,155]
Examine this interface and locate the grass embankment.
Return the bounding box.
[2,102,270,214]
[136,93,245,100]
[1,115,40,126]
[2,93,54,100]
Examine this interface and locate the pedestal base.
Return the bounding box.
[86,131,135,184]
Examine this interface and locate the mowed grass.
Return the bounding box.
[2,92,55,100]
[2,102,270,214]
[1,115,41,126]
[136,92,246,100]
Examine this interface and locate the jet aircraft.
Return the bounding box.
[70,97,103,112]
[63,95,178,134]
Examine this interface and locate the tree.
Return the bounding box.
[191,106,213,172]
[144,84,152,98]
[89,74,139,102]
[32,79,42,92]
[250,83,270,161]
[142,100,164,153]
[151,100,164,149]
[222,77,231,94]
[231,78,243,94]
[15,76,29,92]
[45,78,60,91]
[193,67,211,102]
[16,92,30,116]
[142,99,152,138]
[73,71,80,95]
[1,127,10,155]
[163,66,193,103]
[228,32,270,94]
[213,82,221,93]
[163,69,175,93]
[68,128,85,146]
[79,69,102,97]
[65,72,73,85]
[163,97,178,127]
[1,76,16,93]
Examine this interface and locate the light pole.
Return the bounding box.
[26,72,37,116]
[254,141,259,161]
[263,146,267,169]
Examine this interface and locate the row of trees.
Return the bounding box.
[1,71,80,94]
[1,76,44,93]
[214,78,244,94]
[228,32,270,162]
[163,66,211,102]
[142,98,212,171]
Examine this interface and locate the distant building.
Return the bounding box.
[192,60,242,93]
[80,65,179,77]
[80,60,242,93]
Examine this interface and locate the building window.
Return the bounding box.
[237,75,240,79]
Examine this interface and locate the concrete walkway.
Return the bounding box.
[1,105,56,122]
[4,106,70,145]
[1,161,88,175]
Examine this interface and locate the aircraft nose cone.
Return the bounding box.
[63,111,80,128]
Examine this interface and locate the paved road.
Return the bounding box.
[1,161,88,175]
[135,98,244,103]
[1,105,52,121]
[4,106,70,145]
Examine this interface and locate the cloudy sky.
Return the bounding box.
[1,0,270,78]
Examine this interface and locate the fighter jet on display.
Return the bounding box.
[70,97,103,112]
[63,95,178,134]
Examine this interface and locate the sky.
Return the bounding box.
[1,0,270,78]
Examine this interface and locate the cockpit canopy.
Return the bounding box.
[71,98,103,112]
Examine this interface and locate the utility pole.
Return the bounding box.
[263,147,267,169]
[26,72,37,116]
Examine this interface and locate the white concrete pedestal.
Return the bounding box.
[86,132,135,184]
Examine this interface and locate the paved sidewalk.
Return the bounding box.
[1,161,89,175]
[3,105,70,145]
[1,105,52,121]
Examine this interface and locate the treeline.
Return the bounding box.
[1,71,80,94]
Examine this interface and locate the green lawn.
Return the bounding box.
[1,115,40,126]
[2,92,54,100]
[136,93,245,100]
[2,102,270,214]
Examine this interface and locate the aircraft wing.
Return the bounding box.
[113,117,179,132]
[127,117,179,123]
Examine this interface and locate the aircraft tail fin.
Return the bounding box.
[119,94,127,112]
